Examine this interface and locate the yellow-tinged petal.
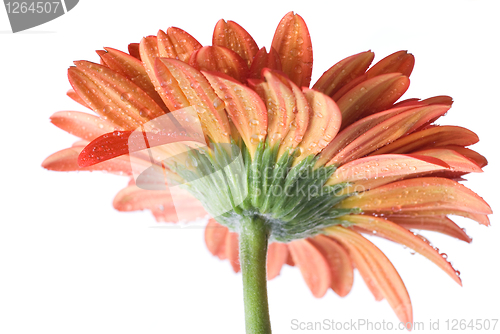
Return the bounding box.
[271,12,313,88]
[342,215,462,285]
[203,71,267,157]
[153,58,190,110]
[256,69,296,147]
[337,177,492,215]
[190,45,249,83]
[278,79,310,157]
[337,73,410,129]
[157,27,202,62]
[327,105,450,166]
[213,19,259,68]
[372,126,480,155]
[313,51,374,97]
[294,88,341,164]
[326,226,413,324]
[155,58,231,144]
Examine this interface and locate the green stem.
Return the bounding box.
[240,216,272,334]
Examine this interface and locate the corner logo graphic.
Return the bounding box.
[3,0,78,33]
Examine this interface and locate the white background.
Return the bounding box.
[1,0,499,333]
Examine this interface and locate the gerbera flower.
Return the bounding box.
[42,11,491,333]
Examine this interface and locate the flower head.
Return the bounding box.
[43,11,491,326]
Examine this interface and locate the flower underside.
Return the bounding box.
[42,11,492,327]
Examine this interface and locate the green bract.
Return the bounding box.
[170,140,359,242]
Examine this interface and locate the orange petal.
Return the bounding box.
[327,154,449,191]
[67,89,90,109]
[267,243,289,280]
[128,43,141,60]
[225,231,241,273]
[203,71,267,157]
[294,88,341,163]
[288,239,331,298]
[437,145,488,168]
[326,226,413,324]
[343,215,462,285]
[387,210,490,227]
[114,183,207,222]
[387,215,472,243]
[155,58,232,144]
[77,127,203,167]
[112,183,177,220]
[394,95,453,108]
[190,45,249,83]
[317,104,419,166]
[332,51,415,101]
[271,12,313,88]
[99,47,167,112]
[414,148,483,173]
[337,177,492,215]
[205,219,229,259]
[313,51,374,97]
[153,58,190,111]
[286,251,295,267]
[248,47,282,79]
[328,105,450,166]
[256,69,297,147]
[42,145,145,175]
[68,68,130,130]
[373,126,480,155]
[213,19,259,68]
[157,27,202,62]
[337,73,410,129]
[49,110,115,140]
[70,61,165,129]
[365,50,415,78]
[309,235,354,297]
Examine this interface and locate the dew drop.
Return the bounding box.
[213,98,223,108]
[249,119,259,127]
[120,92,132,101]
[102,105,113,113]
